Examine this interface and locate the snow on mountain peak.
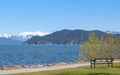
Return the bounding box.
[106,31,120,34]
[0,34,11,38]
[18,31,50,37]
[0,31,51,41]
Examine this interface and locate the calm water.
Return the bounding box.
[0,44,79,67]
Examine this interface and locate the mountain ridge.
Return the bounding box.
[0,31,50,44]
[0,31,50,41]
[0,30,120,44]
[0,37,22,44]
[25,29,115,44]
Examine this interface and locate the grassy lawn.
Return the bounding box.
[11,63,120,75]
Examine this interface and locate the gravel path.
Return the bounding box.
[0,63,90,75]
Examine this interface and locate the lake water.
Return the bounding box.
[0,44,79,67]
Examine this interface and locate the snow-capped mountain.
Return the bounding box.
[0,34,11,38]
[0,31,50,41]
[12,31,50,41]
[106,31,120,34]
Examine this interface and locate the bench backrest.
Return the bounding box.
[90,58,113,62]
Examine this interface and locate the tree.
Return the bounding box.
[102,34,115,58]
[79,33,116,61]
[114,37,120,58]
[80,32,99,60]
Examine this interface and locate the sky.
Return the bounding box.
[0,0,120,35]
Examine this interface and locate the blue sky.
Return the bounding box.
[0,0,120,34]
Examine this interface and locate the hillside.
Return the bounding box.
[24,29,110,44]
[0,37,22,44]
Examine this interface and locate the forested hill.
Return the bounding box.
[24,29,119,44]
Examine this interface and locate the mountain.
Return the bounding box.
[0,31,50,42]
[1,30,119,44]
[0,34,22,44]
[0,31,50,44]
[0,34,11,38]
[10,32,50,41]
[24,29,109,44]
[18,31,50,37]
[0,37,22,44]
[106,31,120,34]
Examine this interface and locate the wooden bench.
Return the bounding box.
[90,58,113,68]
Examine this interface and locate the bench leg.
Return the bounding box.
[94,63,95,68]
[108,63,109,67]
[111,63,113,68]
[91,64,92,68]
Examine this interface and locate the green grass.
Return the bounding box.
[11,63,120,75]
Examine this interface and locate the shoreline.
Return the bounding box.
[0,62,89,75]
[0,61,120,75]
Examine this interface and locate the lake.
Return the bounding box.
[0,44,80,67]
